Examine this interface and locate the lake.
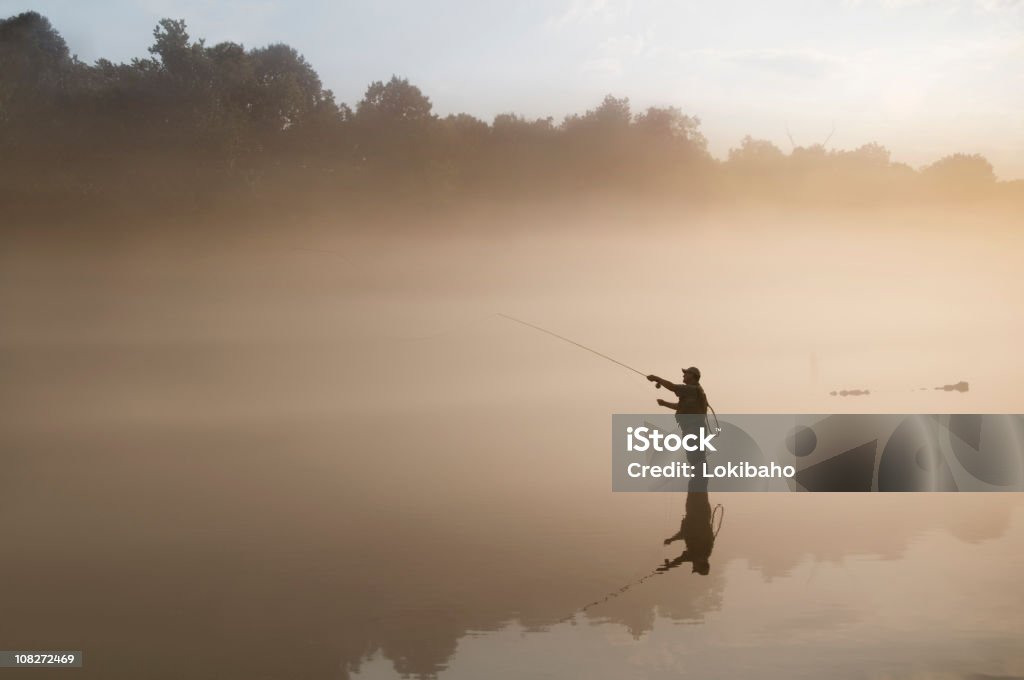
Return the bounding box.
[2,206,1022,678]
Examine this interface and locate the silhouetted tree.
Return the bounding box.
[1,11,1017,218]
[634,106,706,150]
[0,10,80,153]
[249,44,325,132]
[356,76,433,123]
[0,11,73,118]
[922,153,995,193]
[727,136,785,168]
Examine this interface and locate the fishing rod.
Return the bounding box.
[497,313,721,430]
[497,313,649,378]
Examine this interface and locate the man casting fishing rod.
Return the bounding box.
[648,366,711,465]
[498,314,714,423]
[498,316,724,580]
[648,367,709,416]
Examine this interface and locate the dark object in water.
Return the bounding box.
[934,381,969,392]
[830,380,969,396]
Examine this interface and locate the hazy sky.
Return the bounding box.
[7,0,1023,178]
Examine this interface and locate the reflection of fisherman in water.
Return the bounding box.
[559,441,722,623]
[559,466,720,623]
[659,472,716,575]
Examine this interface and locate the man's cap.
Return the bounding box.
[682,366,701,380]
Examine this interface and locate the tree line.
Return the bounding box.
[1,11,1018,221]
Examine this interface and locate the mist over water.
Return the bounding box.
[2,204,1023,679]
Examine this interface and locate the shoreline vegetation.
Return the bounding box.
[2,11,1022,233]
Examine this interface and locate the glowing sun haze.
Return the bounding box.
[9,0,1023,179]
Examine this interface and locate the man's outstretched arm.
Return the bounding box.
[656,552,689,572]
[647,374,678,390]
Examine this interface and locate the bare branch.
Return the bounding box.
[820,121,836,149]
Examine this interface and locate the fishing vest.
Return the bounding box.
[674,384,709,415]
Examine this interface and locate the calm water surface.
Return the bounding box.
[2,214,1023,679]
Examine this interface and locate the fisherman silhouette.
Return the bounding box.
[648,366,710,462]
[647,366,708,416]
[658,472,715,575]
[646,367,716,574]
